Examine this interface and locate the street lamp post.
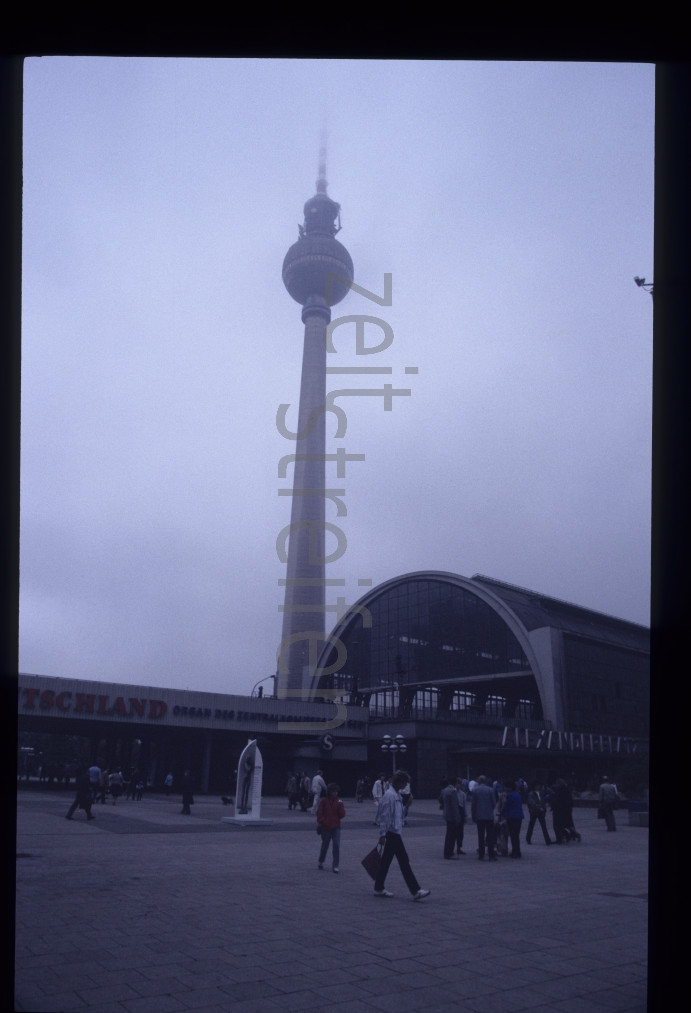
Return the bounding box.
[381,734,407,775]
[251,675,277,698]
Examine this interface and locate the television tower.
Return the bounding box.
[277,149,354,699]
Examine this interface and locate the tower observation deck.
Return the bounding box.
[277,160,354,699]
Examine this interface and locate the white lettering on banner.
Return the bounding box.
[500,725,643,754]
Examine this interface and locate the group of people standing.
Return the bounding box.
[440,774,586,861]
[310,768,618,892]
[285,769,328,814]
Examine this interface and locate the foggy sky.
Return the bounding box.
[19,58,654,695]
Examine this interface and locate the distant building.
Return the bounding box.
[17,673,368,795]
[18,573,648,797]
[314,571,649,795]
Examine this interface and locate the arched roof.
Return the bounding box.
[470,574,649,651]
[316,570,548,711]
[316,571,649,728]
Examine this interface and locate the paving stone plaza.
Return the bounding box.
[13,788,650,1013]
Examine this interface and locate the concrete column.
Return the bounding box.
[277,302,330,698]
[200,733,212,794]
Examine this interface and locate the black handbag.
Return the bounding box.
[361,843,383,880]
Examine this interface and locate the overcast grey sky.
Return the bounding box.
[19,58,654,695]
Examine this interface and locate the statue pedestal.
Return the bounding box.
[221,816,274,827]
[221,739,274,827]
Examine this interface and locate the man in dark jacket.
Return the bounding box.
[471,775,497,861]
[440,778,461,859]
[181,770,195,815]
[65,767,95,821]
[526,783,552,845]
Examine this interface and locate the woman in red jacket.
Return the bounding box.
[317,783,346,873]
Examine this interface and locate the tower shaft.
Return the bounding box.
[278,304,330,697]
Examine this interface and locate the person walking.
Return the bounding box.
[372,770,430,901]
[310,770,327,814]
[95,768,109,804]
[372,771,388,824]
[372,772,387,804]
[526,783,552,845]
[440,778,462,859]
[316,783,346,872]
[599,775,619,832]
[87,763,101,803]
[108,767,124,805]
[180,769,195,815]
[553,778,581,842]
[471,775,498,861]
[66,767,96,821]
[285,772,299,810]
[299,772,311,812]
[400,777,413,825]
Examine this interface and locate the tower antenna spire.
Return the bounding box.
[316,127,328,193]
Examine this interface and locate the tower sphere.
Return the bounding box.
[282,235,354,307]
[282,189,354,307]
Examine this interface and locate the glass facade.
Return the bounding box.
[562,634,650,737]
[321,577,531,695]
[319,572,648,738]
